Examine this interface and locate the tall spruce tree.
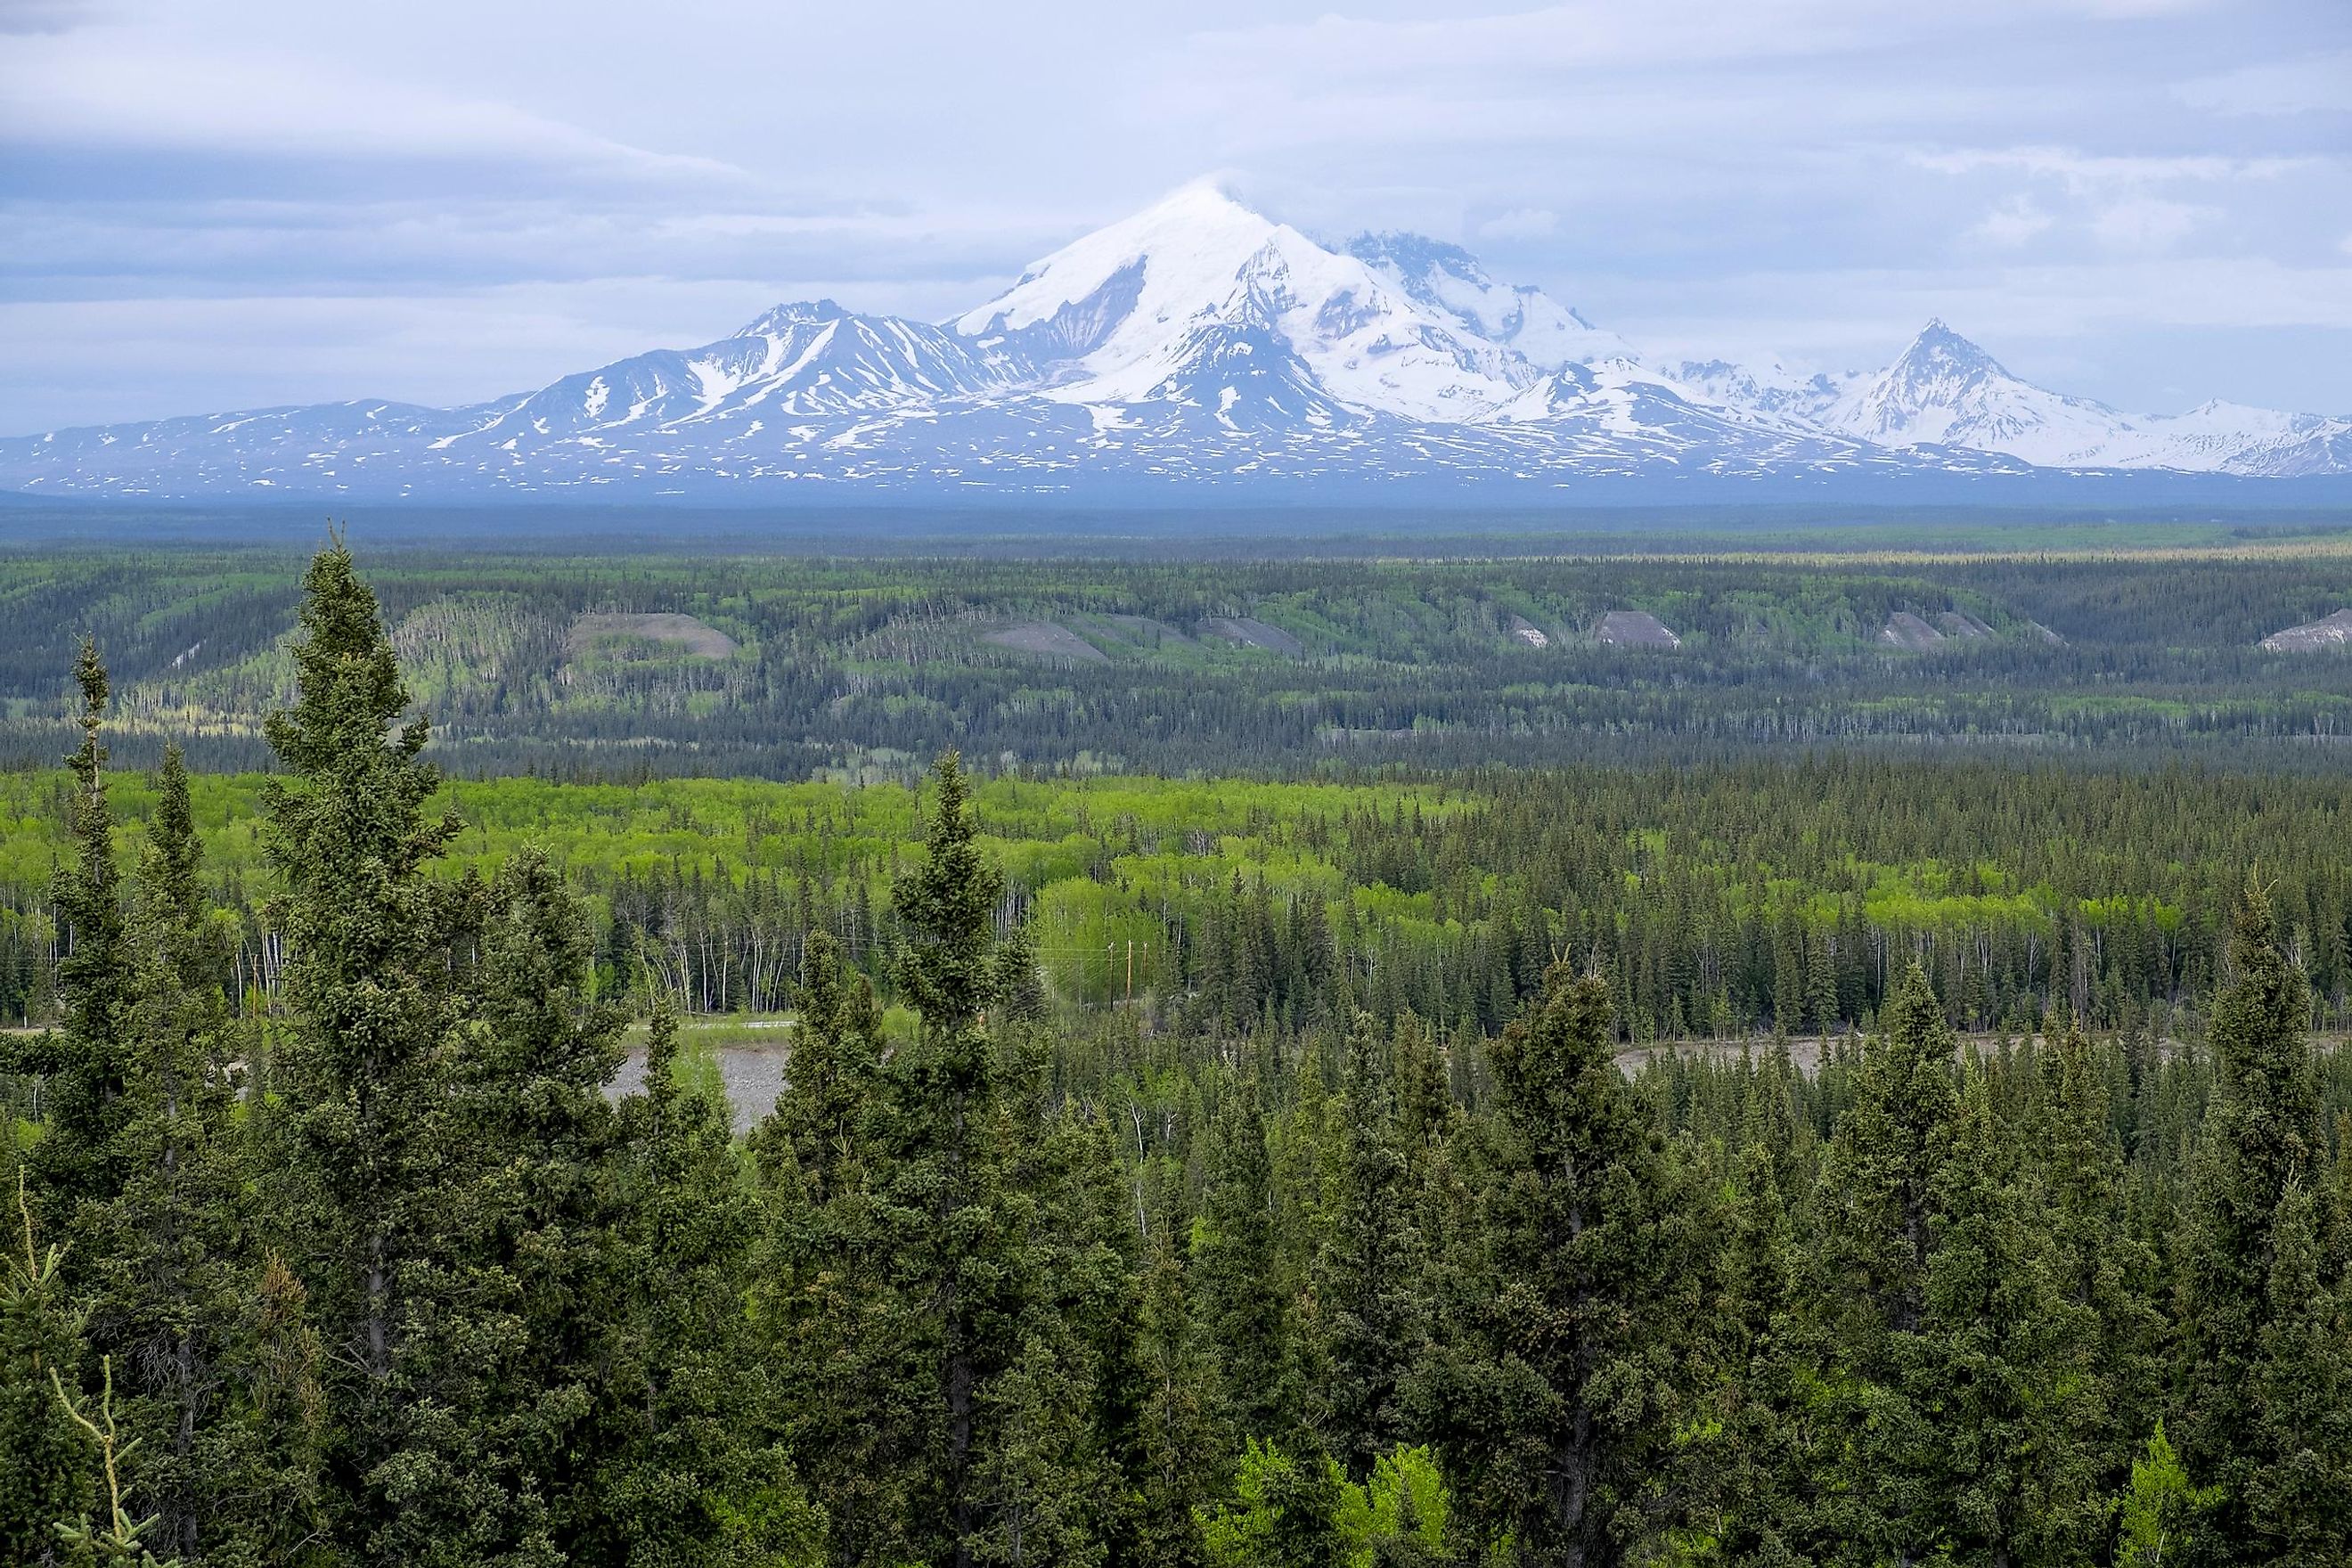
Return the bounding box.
[1914,1065,2106,1564]
[14,641,133,1247]
[1311,1012,1421,1479]
[254,543,502,1564]
[2176,885,2324,1556]
[1799,961,1961,1561]
[1409,964,1715,1567]
[4,1169,92,1568]
[2243,1180,2350,1561]
[883,749,1017,1568]
[1698,1136,1823,1564]
[411,848,634,1566]
[753,933,908,1564]
[86,745,254,1564]
[1192,1083,1297,1449]
[1131,1213,1220,1568]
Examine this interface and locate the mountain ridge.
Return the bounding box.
[4,183,2345,500]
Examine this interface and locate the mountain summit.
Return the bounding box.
[4,186,2346,499]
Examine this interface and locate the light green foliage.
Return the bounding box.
[1202,1441,1452,1568]
[2112,1422,2219,1568]
[1197,1439,1346,1568]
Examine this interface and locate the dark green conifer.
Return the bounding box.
[1915,1066,2105,1564]
[1192,1084,1296,1447]
[587,989,821,1566]
[4,1171,92,1567]
[14,641,133,1245]
[86,745,254,1564]
[2176,885,2323,1555]
[1131,1217,1219,1568]
[253,543,505,1564]
[2244,1180,2351,1561]
[1311,1012,1421,1479]
[1408,963,1715,1566]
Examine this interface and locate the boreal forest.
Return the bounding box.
[5,537,2352,1566]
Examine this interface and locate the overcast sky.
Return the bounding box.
[3,0,2348,433]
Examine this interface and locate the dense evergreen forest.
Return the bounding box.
[6,543,2352,1564]
[7,543,2352,780]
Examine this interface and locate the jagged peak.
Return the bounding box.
[1893,318,2005,377]
[1345,230,1486,274]
[736,298,850,338]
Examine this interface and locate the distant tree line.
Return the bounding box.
[9,547,2352,781]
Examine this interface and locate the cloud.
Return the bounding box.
[1911,147,2312,187]
[2176,50,2352,115]
[0,38,744,184]
[0,0,103,34]
[1971,198,2055,247]
[2091,195,2214,250]
[1476,208,1560,240]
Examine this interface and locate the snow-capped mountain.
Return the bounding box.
[1690,319,2352,478]
[954,184,1536,421]
[1,182,2343,501]
[1825,319,2142,461]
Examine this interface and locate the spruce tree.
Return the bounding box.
[587,989,821,1567]
[1700,1138,1823,1564]
[754,933,908,1564]
[1192,1084,1296,1448]
[1311,1012,1421,1479]
[85,745,254,1564]
[13,640,132,1246]
[875,749,1023,1568]
[4,1170,92,1568]
[253,543,491,1564]
[1915,1066,2105,1564]
[1131,1216,1220,1568]
[1797,962,1960,1561]
[1409,963,1715,1567]
[2243,1180,2350,1561]
[1811,962,1957,1342]
[986,1037,1140,1562]
[2176,885,2323,1554]
[416,848,633,1567]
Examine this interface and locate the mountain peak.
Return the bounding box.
[737,298,847,337]
[1897,318,2004,377]
[952,178,1284,355]
[1130,175,1263,224]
